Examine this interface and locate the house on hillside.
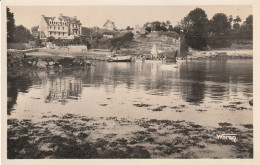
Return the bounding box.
[103,20,116,31]
[39,13,82,40]
[133,25,146,35]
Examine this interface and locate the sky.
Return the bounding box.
[8,6,252,30]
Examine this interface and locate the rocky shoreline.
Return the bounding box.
[7,50,92,70]
[188,49,253,60]
[7,48,253,69]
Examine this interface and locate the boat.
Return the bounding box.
[161,63,178,70]
[107,54,132,62]
[151,44,158,59]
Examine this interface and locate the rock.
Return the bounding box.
[249,99,253,106]
[48,61,55,66]
[37,60,48,68]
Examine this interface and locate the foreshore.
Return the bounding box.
[9,47,253,60]
[7,48,253,71]
[188,49,253,60]
[8,112,253,158]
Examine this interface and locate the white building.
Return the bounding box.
[103,20,116,31]
[39,13,82,39]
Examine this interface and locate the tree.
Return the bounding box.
[160,26,168,31]
[172,24,181,34]
[208,13,231,48]
[31,26,39,32]
[13,25,33,43]
[210,13,230,35]
[110,32,134,51]
[7,7,15,43]
[168,25,174,31]
[233,16,242,24]
[245,15,253,26]
[34,36,42,47]
[244,15,253,39]
[151,21,161,31]
[233,16,242,32]
[180,8,209,50]
[145,27,151,33]
[143,22,151,28]
[166,21,171,26]
[161,22,167,27]
[126,26,133,32]
[233,23,240,32]
[228,15,233,29]
[46,36,55,42]
[158,31,179,39]
[239,15,253,40]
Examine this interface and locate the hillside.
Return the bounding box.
[119,32,180,56]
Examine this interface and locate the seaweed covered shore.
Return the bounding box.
[8,113,253,159]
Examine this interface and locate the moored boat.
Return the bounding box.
[107,55,132,62]
[161,63,178,70]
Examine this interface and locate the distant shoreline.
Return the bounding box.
[7,47,253,63]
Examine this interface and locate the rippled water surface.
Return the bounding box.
[8,59,253,128]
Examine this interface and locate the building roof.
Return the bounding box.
[103,20,115,27]
[43,16,54,24]
[62,16,81,24]
[42,14,81,25]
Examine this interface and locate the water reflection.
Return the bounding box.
[45,77,82,104]
[7,60,253,115]
[179,62,206,104]
[7,72,32,115]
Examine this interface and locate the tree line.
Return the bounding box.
[7,7,252,51]
[7,8,35,43]
[177,8,253,50]
[141,8,252,50]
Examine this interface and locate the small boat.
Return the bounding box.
[161,63,178,70]
[151,44,158,59]
[107,54,132,62]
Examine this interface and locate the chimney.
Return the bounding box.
[59,13,63,17]
[73,16,77,19]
